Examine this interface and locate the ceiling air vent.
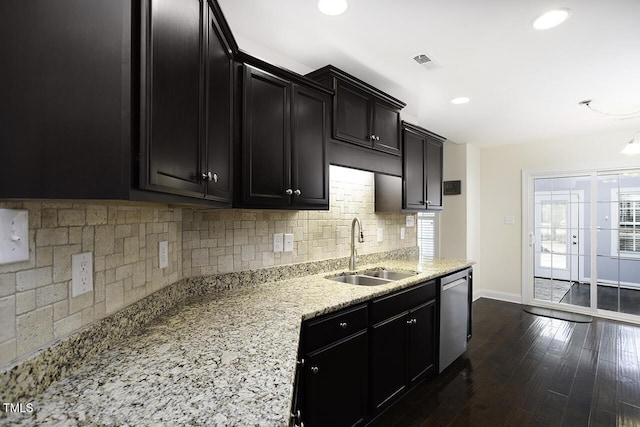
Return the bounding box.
[413,54,431,64]
[413,53,441,70]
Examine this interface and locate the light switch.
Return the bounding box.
[284,234,294,252]
[0,209,29,265]
[273,233,283,252]
[406,215,415,227]
[72,252,93,297]
[159,241,169,269]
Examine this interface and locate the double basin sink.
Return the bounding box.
[328,268,417,286]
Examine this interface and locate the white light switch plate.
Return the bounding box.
[284,234,294,252]
[72,252,93,297]
[159,240,169,269]
[0,209,29,265]
[406,215,415,227]
[273,233,283,252]
[400,227,405,240]
[377,228,384,242]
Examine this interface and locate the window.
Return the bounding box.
[417,212,438,262]
[619,192,640,254]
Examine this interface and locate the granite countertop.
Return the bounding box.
[2,258,472,427]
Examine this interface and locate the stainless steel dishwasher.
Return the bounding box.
[439,271,470,372]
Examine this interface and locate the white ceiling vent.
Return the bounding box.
[413,53,441,70]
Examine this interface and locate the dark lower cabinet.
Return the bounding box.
[370,300,437,415]
[294,280,441,426]
[370,313,408,413]
[304,331,368,427]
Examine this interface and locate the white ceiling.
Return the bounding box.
[217,0,640,148]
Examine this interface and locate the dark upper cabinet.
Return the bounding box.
[402,122,445,211]
[307,65,405,157]
[237,59,330,210]
[241,65,291,207]
[0,0,133,200]
[1,0,236,206]
[141,0,233,204]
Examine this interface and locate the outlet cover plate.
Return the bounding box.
[72,252,93,297]
[400,227,406,240]
[0,209,29,265]
[273,233,284,252]
[377,228,384,242]
[284,233,294,252]
[406,215,415,227]
[159,241,169,269]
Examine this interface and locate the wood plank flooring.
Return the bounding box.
[371,298,640,427]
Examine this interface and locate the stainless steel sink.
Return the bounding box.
[328,274,391,286]
[362,268,416,281]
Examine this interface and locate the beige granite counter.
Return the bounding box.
[0,257,472,426]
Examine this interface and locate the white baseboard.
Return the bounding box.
[473,289,522,304]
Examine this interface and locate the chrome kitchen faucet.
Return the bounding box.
[350,217,364,271]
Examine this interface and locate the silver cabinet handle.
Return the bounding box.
[294,189,301,196]
[339,322,347,329]
[370,134,376,140]
[375,136,380,141]
[426,200,432,205]
[212,173,218,183]
[311,366,319,374]
[202,172,213,182]
[406,318,417,325]
[285,189,293,195]
[297,358,305,367]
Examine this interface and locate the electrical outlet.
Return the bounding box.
[273,233,284,252]
[377,228,384,243]
[400,227,405,240]
[159,240,169,269]
[0,209,29,265]
[284,233,294,252]
[406,215,415,227]
[72,252,93,297]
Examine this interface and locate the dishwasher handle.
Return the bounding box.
[442,278,467,292]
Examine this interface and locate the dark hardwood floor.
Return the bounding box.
[371,298,640,427]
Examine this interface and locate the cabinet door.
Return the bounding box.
[407,300,437,385]
[425,138,443,210]
[334,80,372,148]
[203,7,232,202]
[144,0,205,196]
[304,331,368,427]
[403,129,427,210]
[373,100,401,156]
[291,85,330,209]
[370,312,407,414]
[241,66,291,207]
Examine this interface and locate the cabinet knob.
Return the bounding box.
[311,366,319,374]
[202,172,213,182]
[294,189,301,196]
[407,318,417,325]
[339,322,348,329]
[375,136,380,141]
[285,189,293,196]
[370,134,376,140]
[426,200,432,205]
[297,358,305,367]
[212,173,218,183]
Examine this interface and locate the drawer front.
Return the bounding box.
[371,281,436,324]
[305,304,368,353]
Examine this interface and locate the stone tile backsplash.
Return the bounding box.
[0,166,416,372]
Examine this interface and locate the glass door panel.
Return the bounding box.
[596,171,640,316]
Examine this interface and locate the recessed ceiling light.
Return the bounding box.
[318,0,348,16]
[533,9,570,30]
[451,97,470,105]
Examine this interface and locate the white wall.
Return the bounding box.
[479,129,639,302]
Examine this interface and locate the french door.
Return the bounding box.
[524,169,640,323]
